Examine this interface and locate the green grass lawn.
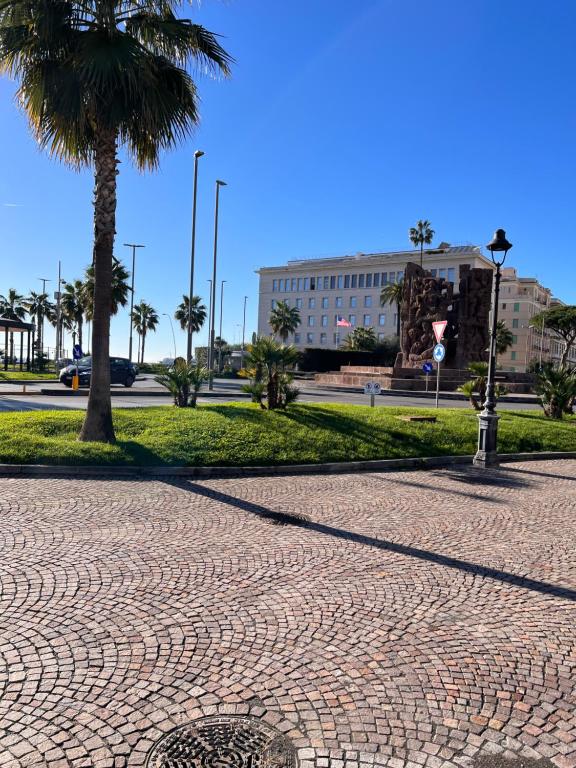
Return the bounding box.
[0,371,57,380]
[0,403,573,467]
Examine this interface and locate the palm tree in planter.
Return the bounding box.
[269,301,301,342]
[0,289,27,364]
[24,291,56,366]
[61,279,88,352]
[0,0,232,442]
[409,219,435,267]
[380,280,404,339]
[131,301,159,365]
[174,295,207,333]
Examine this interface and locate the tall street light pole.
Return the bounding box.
[163,313,177,360]
[187,150,204,363]
[217,279,227,373]
[124,243,145,363]
[206,279,213,366]
[37,278,51,364]
[473,228,513,468]
[55,261,62,363]
[208,180,227,390]
[241,295,248,368]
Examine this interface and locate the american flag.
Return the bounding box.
[336,316,352,327]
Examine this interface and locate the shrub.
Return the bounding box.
[154,361,209,407]
[535,365,576,419]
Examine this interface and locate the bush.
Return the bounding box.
[154,361,209,407]
[535,365,576,419]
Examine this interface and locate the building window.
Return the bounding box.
[359,274,365,288]
[397,270,404,281]
[323,276,329,290]
[306,333,314,344]
[284,299,290,307]
[271,299,277,309]
[307,316,315,327]
[512,335,518,344]
[321,315,328,327]
[512,318,518,328]
[330,276,336,289]
[291,278,297,291]
[272,279,278,292]
[349,314,356,326]
[320,332,327,345]
[337,275,344,289]
[447,268,455,283]
[322,297,329,309]
[350,296,357,308]
[430,269,437,278]
[373,273,380,288]
[335,296,343,308]
[366,273,372,288]
[379,313,386,326]
[344,275,350,289]
[381,272,388,285]
[378,332,386,341]
[334,332,341,346]
[304,278,310,290]
[351,275,358,288]
[294,333,301,344]
[511,351,517,361]
[389,272,396,284]
[363,314,371,326]
[308,297,315,309]
[439,268,446,279]
[364,295,372,307]
[311,277,317,291]
[296,278,303,291]
[502,303,507,309]
[295,298,303,309]
[514,302,520,312]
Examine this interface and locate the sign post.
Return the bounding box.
[364,381,381,407]
[422,361,433,392]
[72,344,83,392]
[433,343,445,408]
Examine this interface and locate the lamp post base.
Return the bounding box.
[473,410,500,468]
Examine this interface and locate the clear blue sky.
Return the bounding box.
[1,0,574,360]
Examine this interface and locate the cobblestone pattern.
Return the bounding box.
[0,461,574,768]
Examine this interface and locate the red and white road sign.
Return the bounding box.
[432,320,448,344]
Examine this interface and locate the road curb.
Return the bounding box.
[0,451,574,479]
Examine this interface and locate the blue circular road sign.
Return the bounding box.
[433,343,446,363]
[422,362,433,374]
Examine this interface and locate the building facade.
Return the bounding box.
[257,244,494,350]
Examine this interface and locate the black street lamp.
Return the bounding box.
[473,228,513,468]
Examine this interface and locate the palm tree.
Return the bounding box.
[269,301,301,342]
[61,279,88,352]
[495,321,514,356]
[342,327,377,351]
[23,291,56,363]
[174,295,207,333]
[409,220,435,267]
[380,280,404,338]
[244,336,300,409]
[131,301,159,365]
[0,289,27,364]
[0,1,232,443]
[83,261,131,321]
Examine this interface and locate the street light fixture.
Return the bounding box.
[163,313,177,361]
[473,228,513,468]
[124,243,145,362]
[187,149,204,363]
[208,180,227,390]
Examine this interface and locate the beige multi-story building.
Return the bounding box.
[497,268,576,372]
[257,244,494,349]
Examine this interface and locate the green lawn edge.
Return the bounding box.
[0,402,573,468]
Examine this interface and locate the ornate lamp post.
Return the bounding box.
[473,228,513,468]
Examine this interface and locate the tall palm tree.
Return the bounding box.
[380,280,404,338]
[0,1,232,443]
[24,291,56,361]
[61,279,88,352]
[131,301,159,365]
[409,219,435,267]
[83,261,131,321]
[0,289,27,363]
[269,301,301,343]
[174,295,207,333]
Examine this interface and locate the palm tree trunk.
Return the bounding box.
[137,333,141,364]
[141,329,146,364]
[79,128,117,443]
[420,242,423,268]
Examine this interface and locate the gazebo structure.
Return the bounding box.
[0,317,35,371]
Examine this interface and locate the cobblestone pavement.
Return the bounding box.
[0,460,575,768]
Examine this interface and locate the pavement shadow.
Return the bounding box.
[162,477,576,603]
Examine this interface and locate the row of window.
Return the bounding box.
[304,314,389,327]
[271,295,384,311]
[272,271,405,293]
[293,332,389,345]
[502,302,521,311]
[271,267,456,293]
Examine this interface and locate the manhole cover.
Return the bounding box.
[146,715,298,768]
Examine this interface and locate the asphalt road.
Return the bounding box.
[0,375,541,412]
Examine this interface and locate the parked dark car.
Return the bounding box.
[59,356,137,388]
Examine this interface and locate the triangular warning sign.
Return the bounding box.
[432,320,448,344]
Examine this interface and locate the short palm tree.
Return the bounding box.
[155,359,209,408]
[244,336,300,409]
[380,280,404,338]
[0,0,231,443]
[495,321,514,356]
[131,301,159,364]
[269,301,301,343]
[174,295,207,333]
[342,327,377,351]
[535,364,576,419]
[61,279,88,352]
[24,291,55,362]
[409,220,435,267]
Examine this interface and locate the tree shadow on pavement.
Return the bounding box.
[161,477,576,603]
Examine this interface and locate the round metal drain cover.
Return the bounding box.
[146,715,298,768]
